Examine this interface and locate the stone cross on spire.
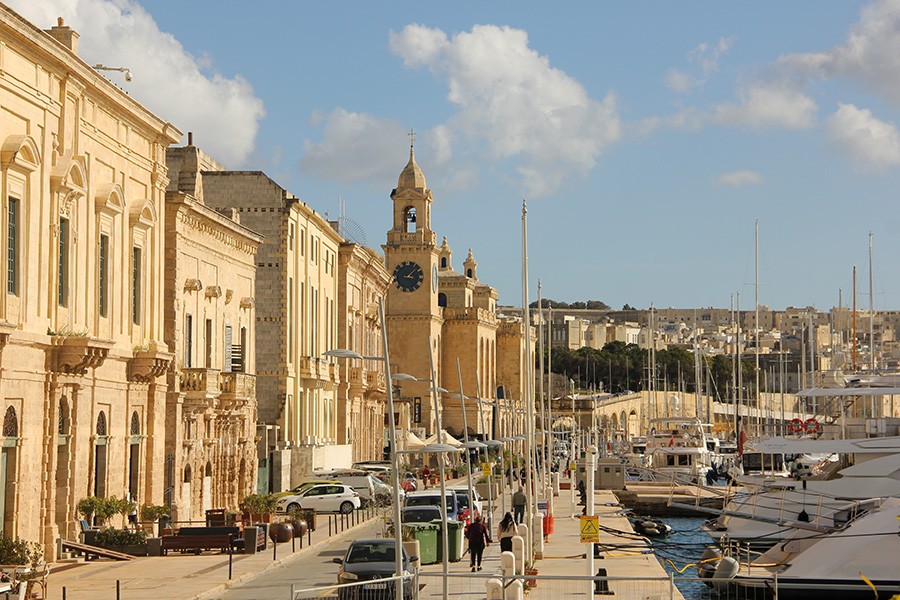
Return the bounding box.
[407,128,416,150]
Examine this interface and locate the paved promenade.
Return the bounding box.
[45,477,683,600]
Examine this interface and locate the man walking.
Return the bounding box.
[512,485,527,524]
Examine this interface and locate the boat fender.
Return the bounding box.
[713,556,739,579]
[697,547,721,579]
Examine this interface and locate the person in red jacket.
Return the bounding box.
[465,515,492,571]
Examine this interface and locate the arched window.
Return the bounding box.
[440,257,447,268]
[183,464,192,483]
[58,397,70,435]
[466,268,473,278]
[2,407,17,437]
[404,207,417,233]
[130,411,141,435]
[205,461,212,477]
[96,411,107,436]
[438,293,447,308]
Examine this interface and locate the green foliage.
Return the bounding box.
[0,535,42,567]
[240,493,278,515]
[93,528,148,549]
[529,299,610,310]
[76,496,132,523]
[140,504,170,522]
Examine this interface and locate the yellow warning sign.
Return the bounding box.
[482,462,492,477]
[579,515,599,543]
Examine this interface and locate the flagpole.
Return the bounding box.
[522,200,536,565]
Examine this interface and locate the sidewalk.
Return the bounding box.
[46,509,379,600]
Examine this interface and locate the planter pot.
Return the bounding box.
[251,513,273,524]
[524,568,539,588]
[269,522,293,543]
[111,544,148,557]
[289,518,308,538]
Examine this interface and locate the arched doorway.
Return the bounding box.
[1,407,19,536]
[182,464,193,523]
[94,412,108,498]
[202,461,213,514]
[128,412,141,501]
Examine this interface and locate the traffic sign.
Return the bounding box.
[579,515,599,543]
[482,462,491,477]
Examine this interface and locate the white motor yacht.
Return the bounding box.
[645,417,715,482]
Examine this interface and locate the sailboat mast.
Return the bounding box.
[852,266,857,372]
[521,200,535,543]
[755,220,760,437]
[869,232,875,371]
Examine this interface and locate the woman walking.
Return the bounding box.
[497,512,516,553]
[465,515,492,571]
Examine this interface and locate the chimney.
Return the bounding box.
[188,132,193,146]
[45,17,79,54]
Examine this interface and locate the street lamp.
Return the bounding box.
[323,298,405,600]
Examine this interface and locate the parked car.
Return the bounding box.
[447,486,483,521]
[276,484,360,514]
[316,469,404,507]
[334,538,417,600]
[400,506,442,524]
[404,490,460,520]
[276,479,342,499]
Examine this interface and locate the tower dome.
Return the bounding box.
[397,147,426,191]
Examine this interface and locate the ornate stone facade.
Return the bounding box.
[335,243,390,462]
[164,145,262,521]
[0,9,179,554]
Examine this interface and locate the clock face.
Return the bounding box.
[432,264,439,293]
[393,261,424,293]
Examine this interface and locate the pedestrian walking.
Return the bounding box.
[465,515,491,571]
[512,486,527,524]
[422,466,431,490]
[497,512,516,553]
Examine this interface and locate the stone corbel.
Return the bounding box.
[184,278,202,293]
[225,289,234,304]
[205,285,222,299]
[240,297,254,309]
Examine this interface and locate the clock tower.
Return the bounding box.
[383,141,444,434]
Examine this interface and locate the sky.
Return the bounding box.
[12,0,900,311]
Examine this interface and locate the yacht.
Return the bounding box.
[645,417,715,482]
[710,496,900,599]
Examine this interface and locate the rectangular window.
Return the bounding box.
[205,318,213,367]
[289,223,295,251]
[7,198,18,295]
[99,234,109,317]
[185,314,193,368]
[288,279,293,363]
[58,218,69,306]
[132,247,141,324]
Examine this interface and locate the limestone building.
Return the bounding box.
[200,171,345,487]
[0,9,179,551]
[384,147,524,441]
[334,241,390,463]
[164,144,262,521]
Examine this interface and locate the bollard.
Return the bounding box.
[328,515,332,536]
[532,512,544,559]
[292,534,296,553]
[504,578,524,600]
[595,567,613,595]
[308,525,312,547]
[515,523,531,566]
[500,551,516,577]
[511,536,525,576]
[273,539,277,561]
[486,578,503,600]
[229,548,233,579]
[62,589,66,600]
[117,579,121,600]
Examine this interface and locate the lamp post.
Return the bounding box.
[322,299,404,600]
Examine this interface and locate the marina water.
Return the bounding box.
[653,516,714,600]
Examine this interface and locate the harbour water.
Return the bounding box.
[652,516,714,600]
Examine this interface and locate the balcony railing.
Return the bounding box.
[180,368,221,394]
[219,372,256,399]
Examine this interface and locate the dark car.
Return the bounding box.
[400,506,441,524]
[334,539,417,600]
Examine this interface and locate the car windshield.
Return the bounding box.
[455,493,469,509]
[346,542,396,564]
[407,495,453,511]
[402,508,440,522]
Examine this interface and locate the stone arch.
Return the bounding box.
[438,292,447,308]
[94,182,125,215]
[403,206,416,232]
[130,411,141,435]
[2,407,17,437]
[0,135,41,171]
[128,198,157,229]
[183,464,192,484]
[96,411,107,436]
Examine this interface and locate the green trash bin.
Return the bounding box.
[445,519,464,562]
[405,523,439,565]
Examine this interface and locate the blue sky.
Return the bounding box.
[14,0,900,311]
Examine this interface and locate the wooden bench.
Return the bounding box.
[161,534,235,556]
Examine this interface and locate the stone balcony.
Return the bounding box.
[50,335,114,375]
[181,368,221,395]
[366,370,385,392]
[219,372,256,409]
[348,366,366,386]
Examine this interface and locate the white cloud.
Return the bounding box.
[666,37,733,94]
[712,83,817,130]
[387,23,621,197]
[714,170,764,187]
[8,0,265,166]
[825,103,900,170]
[777,0,900,107]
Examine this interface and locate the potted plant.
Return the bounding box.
[0,535,44,597]
[92,528,150,556]
[400,525,420,571]
[240,493,277,523]
[140,504,170,536]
